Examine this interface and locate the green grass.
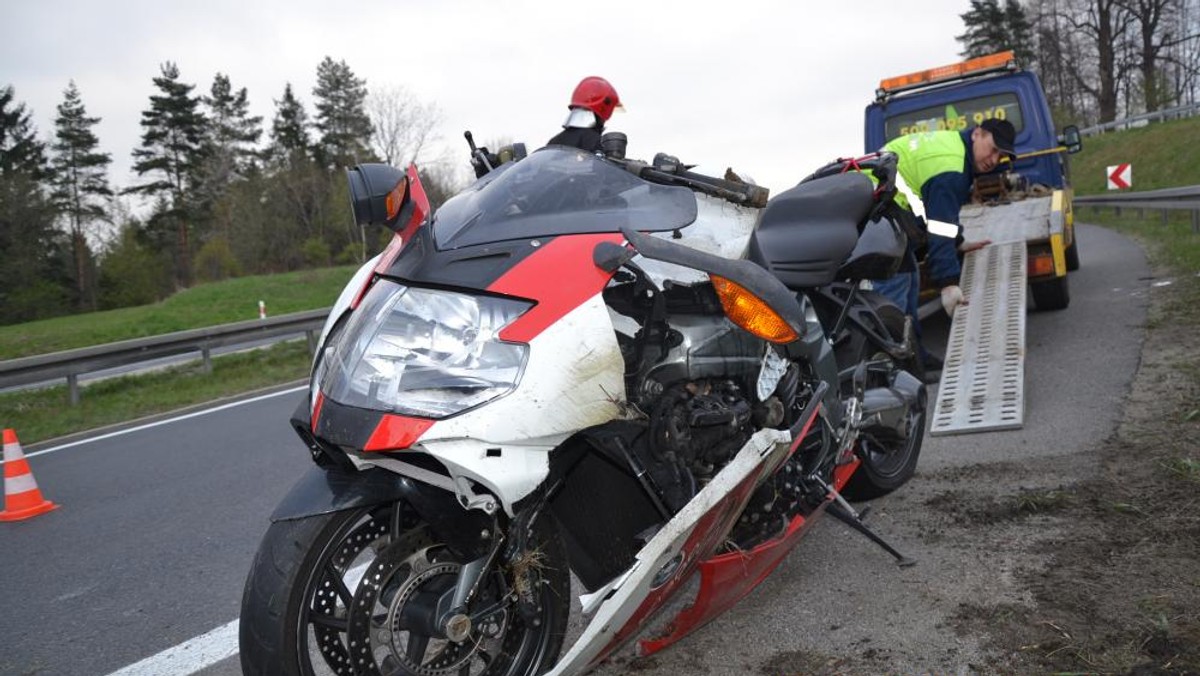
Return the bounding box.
[0,340,312,444]
[1072,114,1200,316]
[1084,209,1200,276]
[1013,488,1073,515]
[1070,115,1200,195]
[0,266,357,360]
[1162,457,1200,483]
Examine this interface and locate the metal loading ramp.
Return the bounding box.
[930,240,1027,435]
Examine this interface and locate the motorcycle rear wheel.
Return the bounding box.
[837,297,926,500]
[239,502,569,676]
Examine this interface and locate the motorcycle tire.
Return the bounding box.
[239,502,570,676]
[836,296,926,501]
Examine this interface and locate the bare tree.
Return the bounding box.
[366,85,443,166]
[1118,0,1176,110]
[1032,0,1092,121]
[1047,0,1137,122]
[1162,0,1200,104]
[989,0,1200,123]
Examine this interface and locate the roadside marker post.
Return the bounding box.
[1107,163,1132,190]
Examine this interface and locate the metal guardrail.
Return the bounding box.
[1078,102,1200,136]
[1074,185,1200,232]
[0,308,331,404]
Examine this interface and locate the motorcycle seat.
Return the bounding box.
[747,173,877,289]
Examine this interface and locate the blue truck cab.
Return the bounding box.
[862,51,1082,312]
[864,52,1074,188]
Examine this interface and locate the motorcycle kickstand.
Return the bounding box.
[814,476,916,568]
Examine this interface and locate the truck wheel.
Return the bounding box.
[1065,237,1081,271]
[1031,275,1070,311]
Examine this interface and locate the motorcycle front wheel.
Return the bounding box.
[239,501,569,676]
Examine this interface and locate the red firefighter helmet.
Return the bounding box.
[569,76,622,122]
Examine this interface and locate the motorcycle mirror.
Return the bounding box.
[346,163,411,232]
[601,132,627,160]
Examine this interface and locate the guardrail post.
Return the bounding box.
[201,344,212,374]
[306,329,317,355]
[1193,209,1199,234]
[1162,209,1169,226]
[1114,206,1122,217]
[67,374,80,405]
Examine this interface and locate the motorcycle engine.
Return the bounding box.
[648,379,753,483]
[604,276,785,512]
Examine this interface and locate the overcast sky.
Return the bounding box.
[2,0,970,198]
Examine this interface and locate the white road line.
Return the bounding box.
[25,382,338,675]
[105,562,369,675]
[105,620,238,676]
[20,386,306,460]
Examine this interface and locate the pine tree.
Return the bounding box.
[267,83,333,264]
[270,83,311,162]
[204,73,262,177]
[1002,0,1037,67]
[50,81,112,310]
[0,84,49,178]
[128,62,208,287]
[312,57,373,168]
[197,72,263,253]
[959,0,1008,57]
[0,85,71,322]
[958,0,1036,66]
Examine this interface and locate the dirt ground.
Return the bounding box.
[927,267,1200,675]
[594,256,1199,676]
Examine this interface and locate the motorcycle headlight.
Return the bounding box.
[317,279,531,418]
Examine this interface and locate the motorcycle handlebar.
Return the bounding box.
[612,157,770,208]
[464,130,494,177]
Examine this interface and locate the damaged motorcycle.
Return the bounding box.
[238,134,927,675]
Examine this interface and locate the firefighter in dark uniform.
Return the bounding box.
[547,76,622,152]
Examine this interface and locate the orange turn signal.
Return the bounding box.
[385,177,409,221]
[711,275,799,344]
[1028,253,1055,278]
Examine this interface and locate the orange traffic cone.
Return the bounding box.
[0,428,58,521]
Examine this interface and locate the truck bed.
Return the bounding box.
[960,192,1057,245]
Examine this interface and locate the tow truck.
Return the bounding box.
[863,51,1082,435]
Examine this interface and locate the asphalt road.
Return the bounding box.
[0,222,1147,675]
[0,390,310,676]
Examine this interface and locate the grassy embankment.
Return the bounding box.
[1069,114,1199,414]
[1080,117,1200,434]
[1070,114,1200,274]
[0,266,357,443]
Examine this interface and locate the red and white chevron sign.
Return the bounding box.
[1107,163,1132,190]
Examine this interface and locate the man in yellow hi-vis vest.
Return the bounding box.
[874,118,1016,374]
